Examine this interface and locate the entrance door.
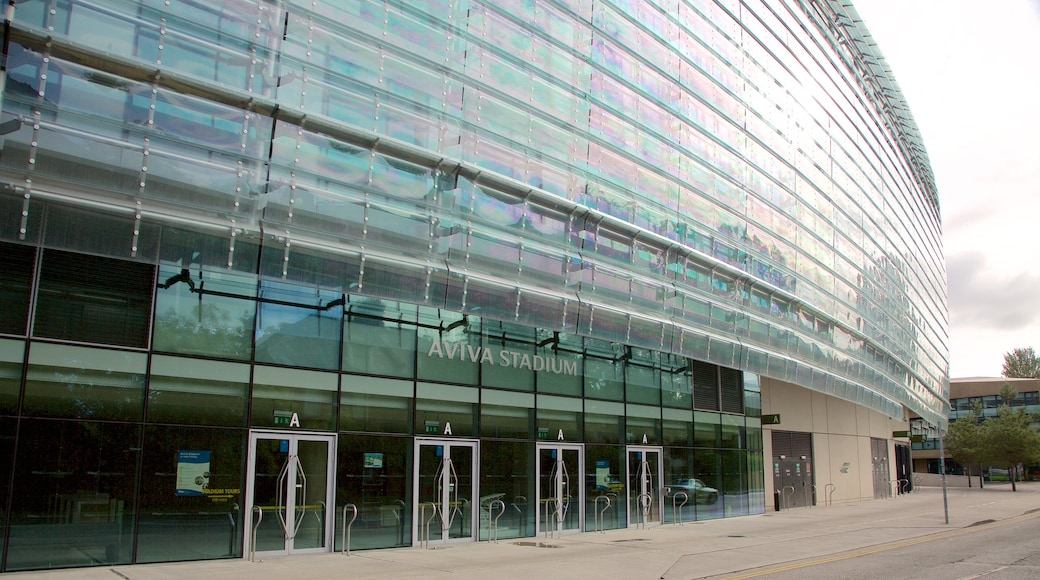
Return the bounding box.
[537,443,584,536]
[246,431,336,556]
[626,447,663,527]
[413,439,478,544]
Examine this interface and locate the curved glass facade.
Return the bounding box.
[0,0,947,572]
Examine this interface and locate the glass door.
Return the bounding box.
[626,446,662,527]
[413,439,478,545]
[246,432,336,556]
[537,443,584,536]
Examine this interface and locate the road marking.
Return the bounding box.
[721,512,1040,580]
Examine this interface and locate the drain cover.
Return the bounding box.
[514,541,562,548]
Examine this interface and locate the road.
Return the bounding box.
[709,510,1040,580]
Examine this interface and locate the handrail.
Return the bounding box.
[806,485,816,508]
[636,493,652,529]
[341,503,357,556]
[249,505,262,562]
[824,483,837,506]
[486,499,505,543]
[671,491,688,525]
[594,495,611,533]
[781,486,795,510]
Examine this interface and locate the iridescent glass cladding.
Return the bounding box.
[0,0,948,427]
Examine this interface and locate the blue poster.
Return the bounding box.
[176,450,211,496]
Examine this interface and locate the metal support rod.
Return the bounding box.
[341,503,358,555]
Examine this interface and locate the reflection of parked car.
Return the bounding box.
[666,478,718,504]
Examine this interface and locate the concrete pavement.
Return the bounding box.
[9,482,1040,580]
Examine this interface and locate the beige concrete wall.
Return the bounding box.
[762,377,909,504]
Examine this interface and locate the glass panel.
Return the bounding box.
[5,419,138,571]
[250,367,338,431]
[0,339,24,414]
[625,363,660,405]
[415,391,476,438]
[585,445,625,531]
[480,390,534,439]
[479,441,533,541]
[416,442,475,542]
[343,298,417,378]
[0,241,33,335]
[584,400,623,444]
[336,434,411,550]
[341,376,413,434]
[147,356,249,426]
[34,250,153,348]
[254,279,343,371]
[136,426,245,563]
[627,449,660,526]
[584,357,623,401]
[153,264,257,361]
[23,344,147,421]
[295,439,331,550]
[693,449,724,520]
[251,438,290,552]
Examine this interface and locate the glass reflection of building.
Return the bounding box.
[0,0,947,573]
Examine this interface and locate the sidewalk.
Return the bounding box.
[9,482,1040,580]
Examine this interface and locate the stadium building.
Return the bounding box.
[0,0,948,571]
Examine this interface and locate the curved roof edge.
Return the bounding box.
[817,1,940,219]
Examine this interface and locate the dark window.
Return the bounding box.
[34,250,154,347]
[719,367,744,414]
[0,241,35,335]
[692,361,719,411]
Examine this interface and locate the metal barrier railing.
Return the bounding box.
[227,503,239,556]
[806,485,816,508]
[543,497,560,538]
[825,483,837,506]
[594,495,612,533]
[485,499,505,543]
[341,503,358,556]
[249,506,262,562]
[419,502,439,549]
[899,478,910,494]
[781,486,795,510]
[670,491,688,525]
[636,493,652,529]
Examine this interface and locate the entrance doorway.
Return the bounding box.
[245,431,336,557]
[536,443,584,535]
[626,446,663,527]
[413,439,478,544]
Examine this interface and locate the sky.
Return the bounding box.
[850,0,1040,379]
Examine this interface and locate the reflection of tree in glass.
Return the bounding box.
[153,307,253,359]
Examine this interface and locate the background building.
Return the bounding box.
[912,377,1040,479]
[0,0,947,572]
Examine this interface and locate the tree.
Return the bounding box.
[979,395,1040,492]
[943,404,985,488]
[1002,347,1040,378]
